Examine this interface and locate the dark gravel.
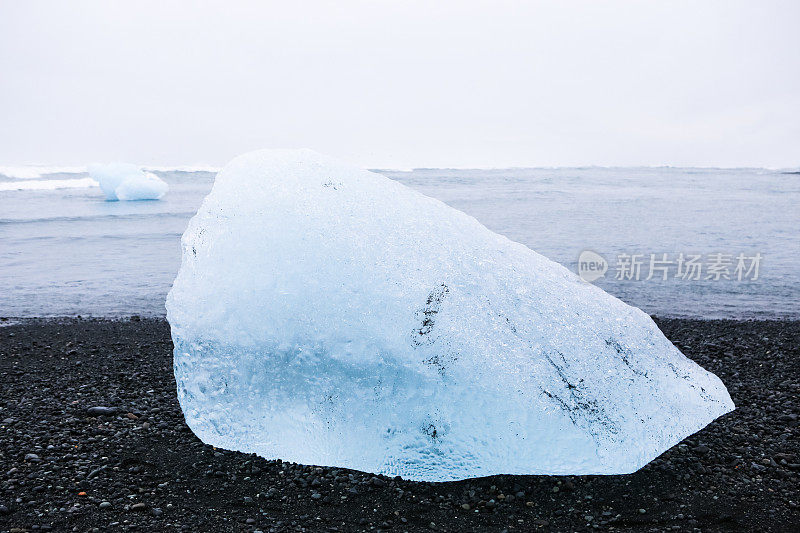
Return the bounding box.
[0,317,798,532]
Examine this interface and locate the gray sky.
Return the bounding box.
[1,0,798,169]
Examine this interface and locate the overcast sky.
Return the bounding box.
[1,0,798,169]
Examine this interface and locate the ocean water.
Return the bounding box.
[1,166,797,319]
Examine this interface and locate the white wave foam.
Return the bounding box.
[0,165,88,179]
[0,164,219,179]
[0,178,99,191]
[372,167,416,173]
[144,165,220,173]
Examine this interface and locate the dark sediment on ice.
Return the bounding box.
[0,318,798,532]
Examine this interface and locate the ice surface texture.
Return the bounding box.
[88,163,168,201]
[166,149,734,482]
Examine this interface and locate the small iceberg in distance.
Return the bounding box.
[88,163,169,201]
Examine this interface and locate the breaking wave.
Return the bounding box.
[0,178,99,191]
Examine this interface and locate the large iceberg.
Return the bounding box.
[88,163,169,201]
[166,149,734,482]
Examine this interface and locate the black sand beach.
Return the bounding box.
[0,318,798,532]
